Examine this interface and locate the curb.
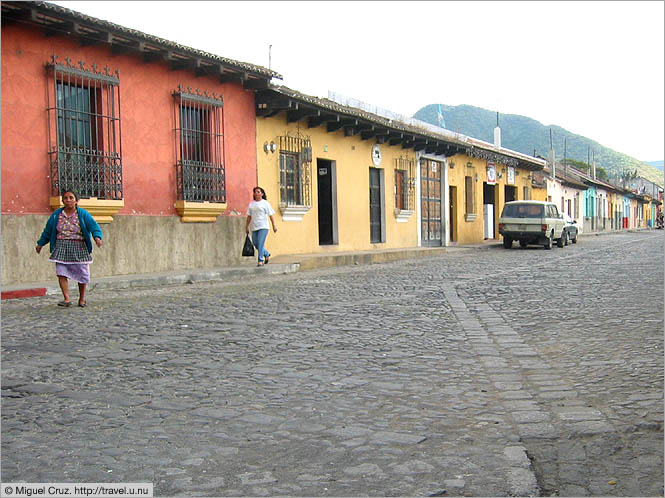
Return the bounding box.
[1,264,300,300]
[1,288,47,300]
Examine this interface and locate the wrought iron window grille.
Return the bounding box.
[46,54,123,200]
[173,86,226,203]
[394,157,416,212]
[278,131,312,208]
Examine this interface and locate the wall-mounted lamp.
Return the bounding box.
[501,167,506,173]
[466,161,473,168]
[263,141,277,154]
[497,173,503,179]
[449,161,455,169]
[474,173,479,182]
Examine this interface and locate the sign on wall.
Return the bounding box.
[507,166,515,185]
[486,162,496,185]
[371,144,382,167]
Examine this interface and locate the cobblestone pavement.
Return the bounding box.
[2,231,663,497]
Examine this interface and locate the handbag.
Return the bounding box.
[242,234,255,257]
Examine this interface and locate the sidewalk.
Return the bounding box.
[1,243,497,300]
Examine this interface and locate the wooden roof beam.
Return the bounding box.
[79,29,113,46]
[111,38,141,55]
[170,55,198,71]
[44,19,74,37]
[1,5,39,26]
[221,71,248,85]
[243,78,270,90]
[388,133,405,146]
[287,107,320,123]
[142,47,169,63]
[413,140,428,152]
[346,122,373,138]
[307,113,339,129]
[328,118,357,133]
[195,61,225,78]
[256,98,295,117]
[425,143,439,154]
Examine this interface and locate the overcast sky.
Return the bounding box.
[51,1,664,162]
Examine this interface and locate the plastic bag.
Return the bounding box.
[242,234,255,257]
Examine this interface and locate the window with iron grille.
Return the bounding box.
[278,135,311,207]
[173,87,225,203]
[465,176,475,214]
[394,157,415,211]
[46,56,123,200]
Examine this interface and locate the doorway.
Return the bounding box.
[317,159,337,245]
[420,159,443,246]
[505,185,517,202]
[369,167,384,243]
[449,186,457,243]
[483,182,496,239]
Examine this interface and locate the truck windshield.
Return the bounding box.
[502,204,544,218]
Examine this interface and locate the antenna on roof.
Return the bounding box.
[494,112,501,148]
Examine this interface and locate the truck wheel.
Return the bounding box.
[544,235,553,250]
[503,237,513,249]
[557,231,567,248]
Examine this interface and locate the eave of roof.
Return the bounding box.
[258,85,546,170]
[1,1,281,86]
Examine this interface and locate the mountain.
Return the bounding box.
[414,104,664,187]
[647,160,664,172]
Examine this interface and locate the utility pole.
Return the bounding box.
[564,138,567,180]
[268,44,272,71]
[549,129,555,180]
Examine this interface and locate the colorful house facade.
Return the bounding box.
[1,1,277,285]
[254,87,547,256]
[254,87,467,256]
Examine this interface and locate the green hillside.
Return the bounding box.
[414,104,664,187]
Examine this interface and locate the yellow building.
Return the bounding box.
[255,86,547,255]
[446,138,547,244]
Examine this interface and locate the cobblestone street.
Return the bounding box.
[2,231,663,497]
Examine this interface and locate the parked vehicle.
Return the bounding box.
[563,213,582,244]
[498,200,567,250]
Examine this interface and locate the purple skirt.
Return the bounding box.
[55,262,90,284]
[49,239,92,284]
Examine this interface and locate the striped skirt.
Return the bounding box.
[49,239,92,284]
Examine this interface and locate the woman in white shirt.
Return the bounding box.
[245,186,277,266]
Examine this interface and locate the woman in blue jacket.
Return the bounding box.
[36,190,103,307]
